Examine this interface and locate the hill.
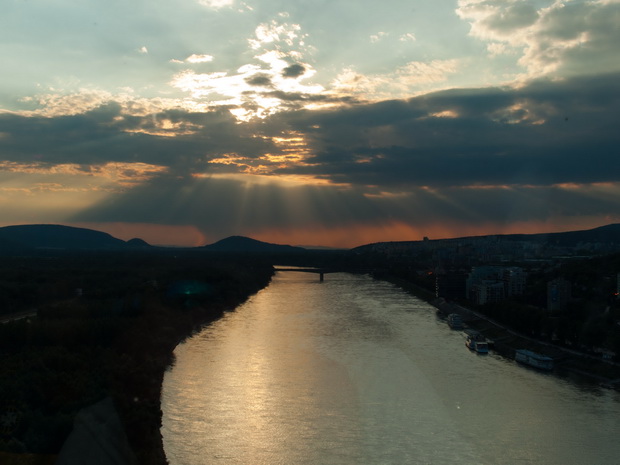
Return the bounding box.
[203,236,306,253]
[353,223,620,253]
[0,224,151,251]
[501,223,620,245]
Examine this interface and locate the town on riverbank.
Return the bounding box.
[432,297,620,386]
[357,228,620,389]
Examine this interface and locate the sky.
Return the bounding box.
[1,0,619,247]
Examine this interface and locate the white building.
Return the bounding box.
[471,280,506,305]
[467,266,526,302]
[502,267,527,297]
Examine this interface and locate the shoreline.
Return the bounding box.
[138,272,275,465]
[380,274,620,390]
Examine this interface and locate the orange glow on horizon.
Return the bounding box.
[3,216,615,250]
[69,222,207,247]
[247,222,491,248]
[242,216,619,249]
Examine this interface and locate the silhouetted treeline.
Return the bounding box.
[0,249,274,464]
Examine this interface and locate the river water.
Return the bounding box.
[161,272,620,465]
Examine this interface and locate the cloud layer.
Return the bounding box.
[2,70,617,245]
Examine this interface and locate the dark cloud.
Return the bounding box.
[273,72,620,189]
[71,175,387,236]
[0,103,278,174]
[70,174,620,241]
[245,74,274,87]
[263,90,358,103]
[2,72,618,192]
[4,71,620,239]
[282,63,306,78]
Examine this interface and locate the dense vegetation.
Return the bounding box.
[0,250,274,464]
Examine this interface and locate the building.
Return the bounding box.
[547,278,571,311]
[471,280,506,305]
[466,266,526,303]
[435,270,467,300]
[466,266,502,298]
[501,267,527,297]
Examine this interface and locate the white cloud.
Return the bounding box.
[171,70,240,101]
[487,42,509,57]
[399,33,417,42]
[14,89,115,117]
[370,32,388,43]
[157,16,322,120]
[398,60,459,82]
[9,87,209,119]
[331,59,459,101]
[456,0,620,79]
[138,46,149,54]
[186,54,214,63]
[198,0,234,8]
[170,54,214,65]
[248,20,304,50]
[170,48,324,121]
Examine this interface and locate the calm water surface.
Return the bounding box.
[162,272,620,465]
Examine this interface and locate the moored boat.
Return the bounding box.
[515,349,553,370]
[465,330,489,353]
[447,313,463,330]
[474,340,489,354]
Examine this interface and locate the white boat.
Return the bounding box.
[474,341,489,354]
[447,313,463,330]
[465,330,488,353]
[515,349,553,370]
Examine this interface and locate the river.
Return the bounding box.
[161,271,620,465]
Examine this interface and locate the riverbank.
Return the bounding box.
[380,274,620,389]
[110,267,275,465]
[0,253,275,465]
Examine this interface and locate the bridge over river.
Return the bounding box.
[273,267,375,281]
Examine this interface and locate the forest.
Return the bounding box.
[0,250,274,464]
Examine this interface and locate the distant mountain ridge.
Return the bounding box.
[353,223,620,252]
[0,225,305,253]
[0,224,150,251]
[498,223,620,245]
[202,235,306,253]
[2,223,620,254]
